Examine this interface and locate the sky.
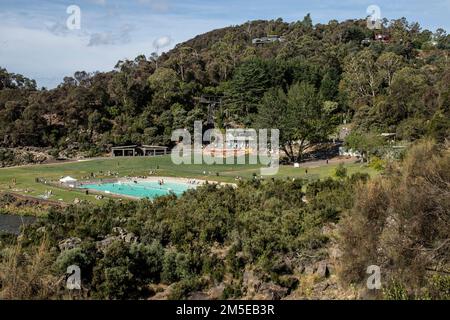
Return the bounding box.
[1,0,449,89]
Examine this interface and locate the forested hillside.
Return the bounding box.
[0,16,449,160]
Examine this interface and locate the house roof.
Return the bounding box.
[111,145,138,150]
[141,145,169,149]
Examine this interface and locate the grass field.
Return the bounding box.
[0,155,377,204]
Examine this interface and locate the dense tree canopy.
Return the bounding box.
[0,16,448,159]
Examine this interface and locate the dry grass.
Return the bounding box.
[0,236,63,299]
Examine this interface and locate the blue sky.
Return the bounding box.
[1,0,449,88]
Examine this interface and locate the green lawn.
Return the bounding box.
[0,156,377,204]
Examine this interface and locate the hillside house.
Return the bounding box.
[252,35,285,45]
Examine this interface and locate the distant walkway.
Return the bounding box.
[0,154,169,170]
[0,157,107,170]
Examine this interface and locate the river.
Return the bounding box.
[0,214,37,235]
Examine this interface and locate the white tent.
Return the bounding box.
[59,176,77,183]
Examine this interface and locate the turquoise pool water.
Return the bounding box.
[80,181,197,199]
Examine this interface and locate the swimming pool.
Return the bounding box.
[80,180,198,199]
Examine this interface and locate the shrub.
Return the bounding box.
[222,282,243,299]
[161,250,178,284]
[334,163,347,179]
[426,275,450,300]
[369,156,385,171]
[91,240,162,299]
[202,254,225,283]
[54,246,94,276]
[383,281,409,300]
[338,140,450,298]
[168,277,206,300]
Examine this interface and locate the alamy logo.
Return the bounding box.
[66,265,81,290]
[366,5,382,30]
[366,265,381,290]
[66,5,81,30]
[171,121,280,176]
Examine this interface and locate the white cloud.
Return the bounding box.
[0,9,227,88]
[153,35,172,49]
[88,24,134,46]
[0,24,149,87]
